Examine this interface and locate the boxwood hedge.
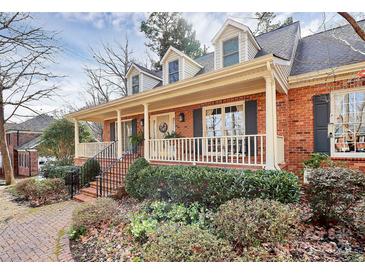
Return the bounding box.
[125,158,300,207]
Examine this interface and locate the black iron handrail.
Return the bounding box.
[67,141,118,198]
[96,144,143,197]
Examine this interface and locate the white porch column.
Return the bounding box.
[116,109,122,158]
[264,75,278,170]
[143,103,150,161]
[74,119,79,158]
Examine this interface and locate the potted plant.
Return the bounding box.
[302,153,330,183]
[163,131,182,139]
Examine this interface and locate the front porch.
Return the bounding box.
[69,55,288,170]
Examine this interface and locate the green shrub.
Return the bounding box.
[71,198,120,231]
[213,198,299,247]
[142,223,235,262]
[80,158,101,185]
[303,153,330,169]
[130,201,211,241]
[125,159,300,207]
[306,167,365,225]
[14,178,68,206]
[239,246,294,262]
[42,161,79,179]
[353,201,365,239]
[125,157,150,199]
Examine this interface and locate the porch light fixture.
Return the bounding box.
[140,119,144,126]
[178,112,185,122]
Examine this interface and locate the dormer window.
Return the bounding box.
[168,60,179,83]
[223,37,239,67]
[132,75,140,94]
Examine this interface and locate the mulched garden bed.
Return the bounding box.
[69,199,364,262]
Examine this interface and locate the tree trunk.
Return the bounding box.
[0,92,16,185]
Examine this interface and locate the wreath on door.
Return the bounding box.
[159,122,168,133]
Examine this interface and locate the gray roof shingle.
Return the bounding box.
[134,20,365,83]
[133,62,162,79]
[256,21,300,60]
[291,20,365,76]
[5,114,55,132]
[17,136,42,150]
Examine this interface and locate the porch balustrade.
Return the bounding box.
[148,134,268,167]
[77,142,117,158]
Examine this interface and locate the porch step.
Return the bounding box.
[73,193,96,203]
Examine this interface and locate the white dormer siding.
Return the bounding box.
[212,19,260,70]
[127,67,140,95]
[162,47,203,85]
[127,65,161,95]
[142,74,160,91]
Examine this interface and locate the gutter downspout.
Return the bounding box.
[266,61,281,170]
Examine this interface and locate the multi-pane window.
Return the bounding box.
[333,91,365,154]
[205,103,244,154]
[223,37,239,67]
[168,60,179,83]
[132,75,139,94]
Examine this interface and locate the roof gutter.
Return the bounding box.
[288,61,365,87]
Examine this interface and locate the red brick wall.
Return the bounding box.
[286,78,365,174]
[17,151,39,176]
[100,78,365,175]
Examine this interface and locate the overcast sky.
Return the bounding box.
[11,12,363,122]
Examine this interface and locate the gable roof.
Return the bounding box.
[256,21,300,60]
[161,46,204,68]
[17,136,42,150]
[126,63,162,80]
[211,18,261,50]
[291,20,365,76]
[5,114,55,132]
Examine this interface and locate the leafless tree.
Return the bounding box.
[82,37,133,141]
[0,13,60,185]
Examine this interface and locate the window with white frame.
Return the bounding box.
[204,103,244,154]
[168,60,179,83]
[223,37,239,67]
[132,75,140,94]
[332,90,365,155]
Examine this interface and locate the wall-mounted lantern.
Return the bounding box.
[140,119,144,126]
[178,112,185,122]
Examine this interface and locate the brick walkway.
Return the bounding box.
[0,186,78,262]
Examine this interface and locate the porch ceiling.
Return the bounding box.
[67,54,287,122]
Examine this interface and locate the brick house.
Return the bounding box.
[67,18,365,179]
[1,114,55,177]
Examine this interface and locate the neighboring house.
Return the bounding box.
[1,114,55,177]
[67,18,365,181]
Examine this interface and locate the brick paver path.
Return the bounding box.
[0,186,78,262]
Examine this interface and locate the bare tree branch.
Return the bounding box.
[338,12,365,42]
[0,12,61,184]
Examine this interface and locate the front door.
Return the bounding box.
[150,112,175,158]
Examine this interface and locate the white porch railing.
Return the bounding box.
[77,142,115,158]
[148,135,266,167]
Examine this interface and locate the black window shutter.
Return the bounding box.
[110,122,116,141]
[131,119,137,136]
[313,94,330,154]
[193,108,203,154]
[245,100,258,155]
[131,119,137,152]
[193,108,203,137]
[245,100,258,134]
